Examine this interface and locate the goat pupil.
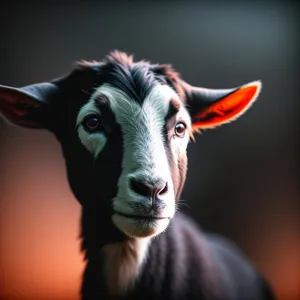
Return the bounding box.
[84,114,101,131]
[175,122,186,136]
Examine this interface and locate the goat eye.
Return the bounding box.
[83,114,102,132]
[175,122,186,137]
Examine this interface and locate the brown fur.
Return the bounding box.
[101,238,150,296]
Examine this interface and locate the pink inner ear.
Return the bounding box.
[0,91,44,128]
[192,84,259,129]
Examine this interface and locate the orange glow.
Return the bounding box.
[0,130,84,300]
[193,84,259,129]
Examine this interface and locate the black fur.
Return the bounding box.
[80,213,275,300]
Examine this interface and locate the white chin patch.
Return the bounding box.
[112,214,171,238]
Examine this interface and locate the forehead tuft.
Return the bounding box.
[76,51,185,105]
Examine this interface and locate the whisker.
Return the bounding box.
[81,89,93,96]
[177,199,191,210]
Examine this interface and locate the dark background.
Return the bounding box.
[0,1,299,300]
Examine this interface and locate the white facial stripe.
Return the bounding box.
[95,84,177,176]
[92,83,179,222]
[76,100,107,158]
[78,127,107,159]
[177,106,192,128]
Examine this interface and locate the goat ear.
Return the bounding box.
[182,80,262,130]
[0,82,59,129]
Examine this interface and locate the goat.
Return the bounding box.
[0,51,275,300]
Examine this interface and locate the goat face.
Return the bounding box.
[0,51,262,239]
[78,83,191,238]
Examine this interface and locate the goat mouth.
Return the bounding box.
[112,211,172,238]
[114,211,169,221]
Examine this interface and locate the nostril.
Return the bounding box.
[130,178,153,197]
[157,182,168,196]
[130,178,169,199]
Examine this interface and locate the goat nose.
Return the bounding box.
[130,178,168,198]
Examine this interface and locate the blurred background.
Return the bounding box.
[0,1,299,300]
